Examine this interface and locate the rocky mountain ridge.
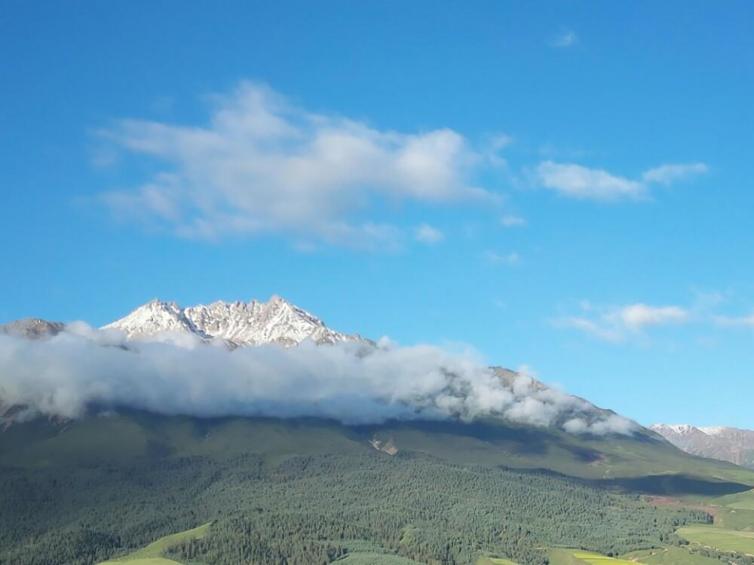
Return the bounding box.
[651,423,754,469]
[101,295,362,347]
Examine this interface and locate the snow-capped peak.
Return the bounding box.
[650,423,704,436]
[102,296,362,347]
[699,426,729,436]
[101,299,205,339]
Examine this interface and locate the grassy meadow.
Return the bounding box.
[99,523,211,565]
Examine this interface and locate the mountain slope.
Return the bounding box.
[3,410,753,489]
[0,411,751,565]
[102,295,362,347]
[651,423,754,470]
[0,413,719,565]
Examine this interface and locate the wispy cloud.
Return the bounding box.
[484,250,520,266]
[536,161,644,201]
[714,312,754,327]
[99,82,498,247]
[535,160,708,201]
[642,162,709,185]
[414,223,445,244]
[551,30,578,48]
[500,214,527,228]
[554,302,690,342]
[618,303,689,329]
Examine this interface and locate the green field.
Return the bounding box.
[549,549,635,564]
[642,486,754,562]
[337,552,425,564]
[570,551,635,564]
[677,524,754,556]
[100,560,179,565]
[99,523,211,565]
[714,487,754,510]
[714,505,754,530]
[552,544,738,565]
[621,546,721,564]
[476,557,518,565]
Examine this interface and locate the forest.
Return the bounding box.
[0,447,711,565]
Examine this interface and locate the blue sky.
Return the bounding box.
[2,1,754,427]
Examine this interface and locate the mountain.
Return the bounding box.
[0,318,64,339]
[1,410,753,565]
[651,423,754,469]
[0,298,635,436]
[102,295,363,347]
[3,299,754,564]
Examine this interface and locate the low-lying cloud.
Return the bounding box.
[0,325,635,435]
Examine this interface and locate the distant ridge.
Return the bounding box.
[651,423,754,469]
[0,318,64,339]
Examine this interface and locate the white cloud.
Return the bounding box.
[100,82,497,247]
[414,223,444,244]
[489,133,514,151]
[617,303,688,330]
[484,251,520,266]
[536,161,645,201]
[536,160,708,202]
[0,328,634,435]
[554,302,690,342]
[642,162,708,185]
[554,317,623,343]
[714,312,754,327]
[500,214,527,228]
[564,414,636,435]
[551,30,578,48]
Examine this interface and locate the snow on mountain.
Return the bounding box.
[650,423,702,437]
[101,300,201,339]
[651,423,754,469]
[102,295,363,347]
[698,426,727,436]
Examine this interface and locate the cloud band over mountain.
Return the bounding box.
[0,325,635,435]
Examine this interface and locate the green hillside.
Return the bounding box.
[5,411,753,487]
[99,523,211,565]
[2,411,754,565]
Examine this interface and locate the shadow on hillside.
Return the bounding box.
[517,466,752,496]
[593,474,752,496]
[362,419,605,462]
